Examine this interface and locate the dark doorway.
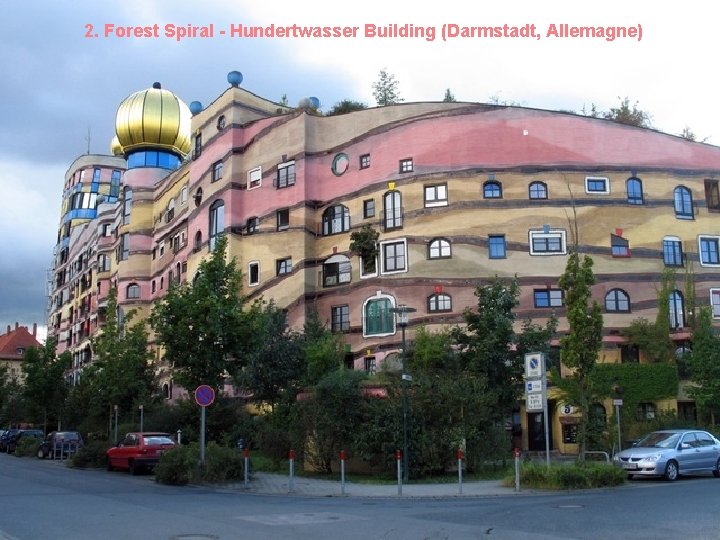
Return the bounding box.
[527,404,554,452]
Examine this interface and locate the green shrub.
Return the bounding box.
[155,442,246,486]
[504,462,625,490]
[69,440,113,469]
[555,466,589,489]
[14,438,39,457]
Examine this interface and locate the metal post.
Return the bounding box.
[543,408,550,470]
[113,405,118,443]
[139,405,144,433]
[396,450,403,496]
[340,450,346,495]
[401,323,409,482]
[200,406,206,466]
[457,450,463,494]
[615,403,622,453]
[177,429,182,445]
[243,448,250,489]
[514,448,521,492]
[288,449,296,493]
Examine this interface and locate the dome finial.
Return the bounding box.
[153,82,161,89]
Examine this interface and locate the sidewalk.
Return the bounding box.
[222,472,530,498]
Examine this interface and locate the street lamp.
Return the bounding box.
[390,304,416,482]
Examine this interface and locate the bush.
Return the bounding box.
[69,440,113,469]
[13,438,38,457]
[504,462,625,490]
[155,442,246,486]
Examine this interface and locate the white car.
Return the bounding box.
[614,429,720,481]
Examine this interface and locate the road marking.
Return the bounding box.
[236,512,364,526]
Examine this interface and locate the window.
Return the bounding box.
[323,255,351,287]
[166,199,175,223]
[118,233,129,261]
[534,289,563,308]
[211,161,223,182]
[428,293,452,312]
[331,153,349,176]
[711,289,720,318]
[620,344,639,363]
[194,231,202,252]
[383,191,403,230]
[662,236,683,267]
[194,187,203,208]
[705,179,720,212]
[360,254,377,278]
[363,294,395,336]
[193,133,202,159]
[208,200,224,252]
[626,177,644,205]
[428,238,451,259]
[529,229,566,255]
[110,170,121,198]
[424,184,448,207]
[276,208,289,231]
[277,161,296,188]
[246,216,259,234]
[699,236,720,266]
[126,283,140,299]
[180,186,188,205]
[276,257,292,276]
[101,223,112,237]
[674,186,693,219]
[151,280,156,294]
[399,158,413,173]
[248,262,259,286]
[381,239,407,273]
[529,181,547,200]
[331,305,350,332]
[637,402,656,420]
[122,187,132,225]
[98,254,110,272]
[217,115,226,130]
[359,154,370,169]
[483,180,502,199]
[585,176,609,194]
[611,234,630,257]
[605,289,630,312]
[669,290,685,329]
[322,205,350,235]
[363,199,375,219]
[248,166,261,189]
[159,242,165,257]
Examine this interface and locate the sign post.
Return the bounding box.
[194,385,215,466]
[524,352,550,469]
[339,450,347,495]
[456,449,464,494]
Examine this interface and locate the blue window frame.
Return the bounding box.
[626,177,644,205]
[534,289,563,308]
[662,237,683,267]
[488,235,506,258]
[699,236,720,265]
[483,180,502,199]
[674,186,693,219]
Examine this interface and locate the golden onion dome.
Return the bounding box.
[110,136,123,156]
[114,82,191,157]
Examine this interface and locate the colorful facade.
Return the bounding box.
[48,73,720,451]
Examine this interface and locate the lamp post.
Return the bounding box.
[390,304,416,482]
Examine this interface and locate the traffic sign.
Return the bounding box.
[525,353,544,378]
[194,384,215,407]
[526,393,544,411]
[526,380,543,393]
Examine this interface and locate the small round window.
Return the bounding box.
[217,115,226,130]
[331,153,349,176]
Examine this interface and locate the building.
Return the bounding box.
[48,72,720,451]
[0,323,42,383]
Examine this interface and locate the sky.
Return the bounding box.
[1,0,718,341]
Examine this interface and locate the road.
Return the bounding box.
[1,453,719,539]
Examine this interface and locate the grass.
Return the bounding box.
[502,461,626,490]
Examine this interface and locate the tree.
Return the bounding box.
[303,310,345,386]
[87,288,156,429]
[556,251,604,459]
[688,307,720,425]
[151,235,248,391]
[325,99,368,116]
[372,69,402,106]
[680,126,697,141]
[442,88,456,102]
[603,97,652,128]
[21,337,70,433]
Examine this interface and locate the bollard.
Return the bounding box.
[288,449,296,494]
[514,447,521,492]
[243,448,250,489]
[339,450,347,495]
[456,449,464,494]
[396,449,403,496]
[177,429,182,445]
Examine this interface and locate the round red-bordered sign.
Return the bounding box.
[194,385,215,407]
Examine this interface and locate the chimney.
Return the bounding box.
[15,322,19,330]
[33,323,37,337]
[5,325,9,334]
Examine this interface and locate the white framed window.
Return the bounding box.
[360,255,378,279]
[380,239,408,274]
[323,255,352,287]
[698,235,720,266]
[710,288,720,318]
[248,166,262,190]
[529,229,567,255]
[362,291,396,337]
[424,184,448,207]
[585,176,610,194]
[248,261,259,287]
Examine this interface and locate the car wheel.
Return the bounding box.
[37,448,46,459]
[664,460,679,481]
[130,460,141,475]
[626,474,634,480]
[713,458,720,478]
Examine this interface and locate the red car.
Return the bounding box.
[106,432,176,474]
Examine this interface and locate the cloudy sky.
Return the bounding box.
[1,0,717,339]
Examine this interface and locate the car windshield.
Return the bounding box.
[143,436,174,445]
[636,432,680,448]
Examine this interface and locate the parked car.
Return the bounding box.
[614,429,720,481]
[37,431,84,459]
[6,429,44,454]
[0,429,15,452]
[106,432,176,475]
